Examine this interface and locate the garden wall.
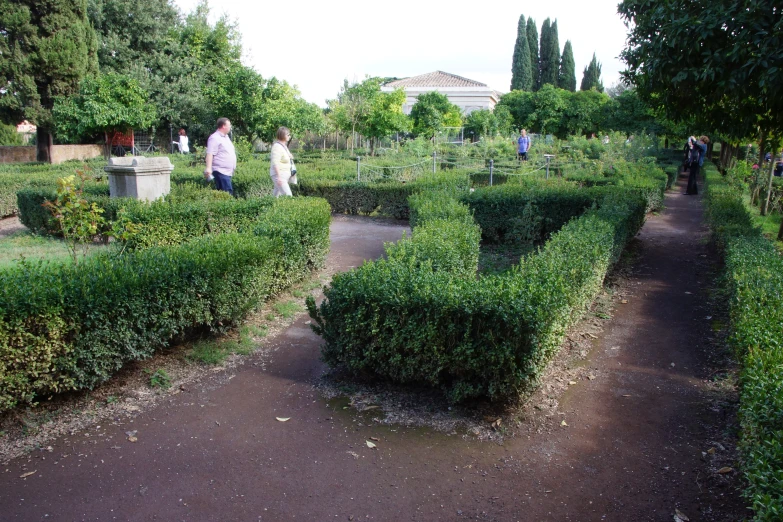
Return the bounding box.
[0,145,102,165]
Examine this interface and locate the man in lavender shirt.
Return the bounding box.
[204,117,237,195]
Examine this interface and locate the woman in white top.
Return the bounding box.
[173,128,189,153]
[269,127,294,197]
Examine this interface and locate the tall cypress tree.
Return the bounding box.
[510,15,533,91]
[580,53,604,92]
[559,40,577,92]
[538,19,552,89]
[526,17,539,90]
[542,20,560,87]
[0,0,98,162]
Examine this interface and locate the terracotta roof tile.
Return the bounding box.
[384,71,488,88]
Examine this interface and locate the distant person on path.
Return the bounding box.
[173,128,189,154]
[204,118,236,196]
[517,129,531,161]
[270,127,295,197]
[685,135,708,195]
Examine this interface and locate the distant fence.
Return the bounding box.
[0,145,103,165]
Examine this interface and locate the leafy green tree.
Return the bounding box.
[562,90,608,136]
[526,17,540,90]
[559,41,577,92]
[538,19,553,88]
[328,78,384,153]
[580,53,604,92]
[601,89,662,136]
[497,90,535,131]
[0,124,23,146]
[254,77,326,143]
[53,72,157,151]
[464,109,497,139]
[532,84,567,136]
[493,105,515,137]
[363,88,410,154]
[409,92,462,140]
[510,15,533,91]
[542,20,561,88]
[618,0,782,142]
[0,0,98,162]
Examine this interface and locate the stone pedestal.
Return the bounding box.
[105,156,173,202]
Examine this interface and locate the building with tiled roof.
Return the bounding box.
[381,71,500,116]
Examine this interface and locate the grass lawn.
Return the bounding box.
[0,230,104,269]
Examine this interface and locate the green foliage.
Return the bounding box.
[0,123,23,146]
[580,53,604,93]
[618,0,783,141]
[0,0,98,160]
[538,19,560,88]
[327,77,408,154]
[526,17,540,89]
[703,168,783,520]
[146,368,171,389]
[558,41,577,92]
[309,188,646,403]
[0,195,330,411]
[53,72,157,143]
[510,14,534,91]
[41,173,107,264]
[410,92,463,139]
[464,110,499,140]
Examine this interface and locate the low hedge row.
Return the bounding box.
[0,197,331,411]
[308,189,646,402]
[704,166,783,521]
[294,171,471,219]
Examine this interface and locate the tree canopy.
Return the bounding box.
[0,0,98,160]
[409,92,462,140]
[510,15,534,91]
[559,41,576,92]
[618,0,783,142]
[580,53,604,92]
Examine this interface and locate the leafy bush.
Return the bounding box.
[308,190,645,402]
[704,168,783,520]
[0,197,330,411]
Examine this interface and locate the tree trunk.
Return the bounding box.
[762,145,779,216]
[36,127,53,163]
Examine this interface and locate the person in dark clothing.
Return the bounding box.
[685,135,709,195]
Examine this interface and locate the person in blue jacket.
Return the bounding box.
[685,135,709,195]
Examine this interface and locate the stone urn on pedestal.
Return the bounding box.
[104,156,173,201]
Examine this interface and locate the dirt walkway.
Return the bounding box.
[0,184,744,521]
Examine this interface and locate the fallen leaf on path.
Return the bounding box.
[363,405,379,410]
[568,381,577,385]
[560,420,568,427]
[587,333,598,339]
[707,447,716,455]
[127,436,138,443]
[276,417,291,422]
[19,471,36,478]
[674,508,690,521]
[621,299,628,304]
[717,467,733,474]
[588,374,596,380]
[369,437,379,442]
[685,291,692,295]
[366,441,377,449]
[622,394,632,397]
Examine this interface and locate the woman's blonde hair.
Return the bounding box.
[276,127,291,141]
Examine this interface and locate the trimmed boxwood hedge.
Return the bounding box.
[704,166,783,521]
[308,188,646,403]
[0,197,331,412]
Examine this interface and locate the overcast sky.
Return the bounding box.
[173,0,630,107]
